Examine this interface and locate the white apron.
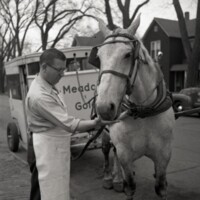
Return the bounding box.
[33,127,71,200]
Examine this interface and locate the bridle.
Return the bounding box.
[96,33,141,95]
[89,32,171,119]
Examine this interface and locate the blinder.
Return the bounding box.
[88,46,100,69]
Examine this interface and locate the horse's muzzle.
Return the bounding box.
[96,101,116,121]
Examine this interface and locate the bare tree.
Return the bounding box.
[0,0,38,92]
[34,0,95,50]
[0,0,37,57]
[0,22,14,62]
[173,0,200,87]
[104,0,150,29]
[0,19,17,92]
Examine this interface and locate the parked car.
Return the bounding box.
[172,87,200,115]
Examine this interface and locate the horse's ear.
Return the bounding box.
[127,13,141,35]
[96,17,111,37]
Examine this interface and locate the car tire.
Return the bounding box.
[173,101,183,113]
[7,122,20,152]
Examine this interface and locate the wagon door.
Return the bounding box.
[6,65,28,149]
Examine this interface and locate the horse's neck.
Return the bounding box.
[129,63,159,106]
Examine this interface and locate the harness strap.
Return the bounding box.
[96,40,137,48]
[105,33,136,41]
[127,59,139,95]
[99,70,130,81]
[122,80,172,119]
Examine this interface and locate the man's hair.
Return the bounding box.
[39,48,66,66]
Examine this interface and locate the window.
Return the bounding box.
[27,62,40,75]
[7,74,22,100]
[66,57,95,71]
[150,40,161,60]
[154,25,158,32]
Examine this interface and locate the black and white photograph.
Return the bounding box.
[0,0,199,200]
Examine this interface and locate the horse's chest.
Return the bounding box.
[109,116,168,147]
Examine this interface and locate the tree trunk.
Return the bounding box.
[104,0,117,30]
[173,0,200,87]
[186,0,200,87]
[173,0,192,60]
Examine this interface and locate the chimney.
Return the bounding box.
[185,12,190,20]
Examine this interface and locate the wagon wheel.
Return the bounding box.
[7,122,19,152]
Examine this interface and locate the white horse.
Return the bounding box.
[92,15,175,200]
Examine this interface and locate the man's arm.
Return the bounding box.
[34,96,116,134]
[34,96,80,133]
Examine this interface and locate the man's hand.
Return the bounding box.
[94,111,129,128]
[94,116,118,129]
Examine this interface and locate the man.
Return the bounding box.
[26,48,115,200]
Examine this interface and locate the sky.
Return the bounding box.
[87,0,197,37]
[26,0,197,51]
[135,0,197,36]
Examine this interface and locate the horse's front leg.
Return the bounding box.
[101,129,113,189]
[117,146,136,200]
[112,147,124,192]
[153,144,172,200]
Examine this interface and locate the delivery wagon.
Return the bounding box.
[5,46,100,152]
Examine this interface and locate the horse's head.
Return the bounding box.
[92,15,142,120]
[93,14,161,121]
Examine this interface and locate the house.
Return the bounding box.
[142,12,197,92]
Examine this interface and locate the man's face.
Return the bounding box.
[45,58,66,85]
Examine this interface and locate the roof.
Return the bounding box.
[143,17,196,39]
[72,31,105,47]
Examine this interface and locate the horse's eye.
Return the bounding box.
[124,52,131,59]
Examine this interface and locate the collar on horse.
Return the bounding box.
[89,32,172,119]
[122,79,173,119]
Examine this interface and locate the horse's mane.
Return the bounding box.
[137,38,155,67]
[138,37,164,83]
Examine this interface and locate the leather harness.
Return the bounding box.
[94,33,173,119]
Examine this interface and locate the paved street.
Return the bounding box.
[0,95,30,200]
[0,93,200,200]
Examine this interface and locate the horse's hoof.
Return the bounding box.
[113,181,124,192]
[155,182,167,199]
[103,179,113,189]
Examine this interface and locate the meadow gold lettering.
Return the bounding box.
[71,87,77,93]
[62,83,96,94]
[75,102,92,110]
[63,85,70,94]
